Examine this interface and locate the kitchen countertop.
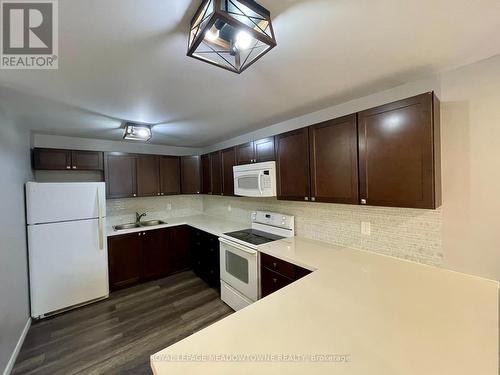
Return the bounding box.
[107,214,248,238]
[143,215,499,375]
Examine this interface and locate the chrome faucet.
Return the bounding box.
[135,212,147,224]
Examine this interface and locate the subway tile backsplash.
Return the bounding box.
[107,195,443,266]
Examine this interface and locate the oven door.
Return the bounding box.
[219,238,258,301]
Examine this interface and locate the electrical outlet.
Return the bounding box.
[227,204,232,212]
[167,203,172,211]
[361,221,371,236]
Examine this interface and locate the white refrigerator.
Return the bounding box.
[26,182,109,319]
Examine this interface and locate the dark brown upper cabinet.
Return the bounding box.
[70,150,103,170]
[275,128,310,201]
[180,156,201,194]
[221,147,236,196]
[33,148,72,170]
[104,152,137,199]
[136,154,160,197]
[254,137,275,163]
[235,138,275,165]
[358,92,441,209]
[210,151,222,195]
[201,154,212,194]
[33,148,103,171]
[160,156,180,195]
[235,142,255,165]
[309,114,359,204]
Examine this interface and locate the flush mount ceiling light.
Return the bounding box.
[123,123,152,142]
[187,0,277,73]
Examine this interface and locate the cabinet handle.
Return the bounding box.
[304,197,309,201]
[361,199,367,205]
[272,262,277,268]
[157,193,160,196]
[133,194,137,197]
[72,166,77,169]
[311,197,316,202]
[138,233,141,236]
[66,166,71,169]
[273,278,277,284]
[161,193,164,196]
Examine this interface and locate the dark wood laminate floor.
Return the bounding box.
[12,271,233,375]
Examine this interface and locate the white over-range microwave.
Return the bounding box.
[233,161,277,197]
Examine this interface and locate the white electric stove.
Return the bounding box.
[219,211,295,311]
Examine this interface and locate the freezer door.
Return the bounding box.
[28,218,109,318]
[26,182,106,224]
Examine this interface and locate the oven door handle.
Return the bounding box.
[219,237,258,255]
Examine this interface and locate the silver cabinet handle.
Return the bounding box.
[133,193,137,197]
[138,233,141,236]
[66,166,71,169]
[361,199,367,205]
[272,262,277,268]
[304,197,309,201]
[72,166,77,169]
[273,278,277,283]
[157,193,160,196]
[311,197,316,202]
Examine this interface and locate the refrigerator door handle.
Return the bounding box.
[97,187,104,250]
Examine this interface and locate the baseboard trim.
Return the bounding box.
[2,318,31,375]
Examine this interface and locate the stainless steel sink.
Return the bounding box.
[113,223,141,230]
[140,220,167,227]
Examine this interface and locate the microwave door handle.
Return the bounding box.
[257,171,264,195]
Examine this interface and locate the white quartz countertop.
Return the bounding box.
[146,216,499,375]
[107,214,248,238]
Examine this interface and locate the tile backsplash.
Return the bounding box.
[202,196,443,266]
[107,194,443,266]
[106,195,203,227]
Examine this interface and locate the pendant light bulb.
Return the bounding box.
[205,28,219,42]
[235,31,252,50]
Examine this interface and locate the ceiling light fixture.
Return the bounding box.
[123,123,152,142]
[187,0,277,74]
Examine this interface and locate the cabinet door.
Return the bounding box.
[201,154,212,194]
[71,150,104,171]
[136,155,160,197]
[33,148,72,170]
[275,128,310,201]
[104,152,137,199]
[167,226,190,274]
[221,147,236,196]
[235,142,255,164]
[141,229,168,280]
[309,115,359,204]
[160,156,180,195]
[108,233,142,290]
[254,137,275,162]
[210,151,222,195]
[180,156,201,194]
[358,92,439,209]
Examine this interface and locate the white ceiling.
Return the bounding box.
[1,0,500,147]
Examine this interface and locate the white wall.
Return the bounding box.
[439,55,500,281]
[33,134,202,156]
[0,115,33,374]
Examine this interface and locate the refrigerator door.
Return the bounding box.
[28,218,109,318]
[26,182,106,225]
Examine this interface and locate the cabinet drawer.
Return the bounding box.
[261,253,295,279]
[261,267,293,297]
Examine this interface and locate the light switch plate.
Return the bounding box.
[361,221,371,236]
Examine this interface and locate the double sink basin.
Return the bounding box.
[113,220,167,231]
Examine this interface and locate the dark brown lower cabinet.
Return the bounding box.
[108,226,190,291]
[189,228,220,291]
[260,253,312,297]
[108,232,142,290]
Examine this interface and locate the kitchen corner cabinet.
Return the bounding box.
[136,154,160,197]
[221,147,236,196]
[275,128,310,201]
[33,148,103,171]
[189,228,220,291]
[180,156,201,194]
[201,154,212,194]
[210,151,222,195]
[260,253,312,297]
[160,156,181,195]
[235,137,275,165]
[309,114,359,204]
[104,152,137,199]
[358,92,441,209]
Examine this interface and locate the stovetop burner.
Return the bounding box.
[223,229,284,246]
